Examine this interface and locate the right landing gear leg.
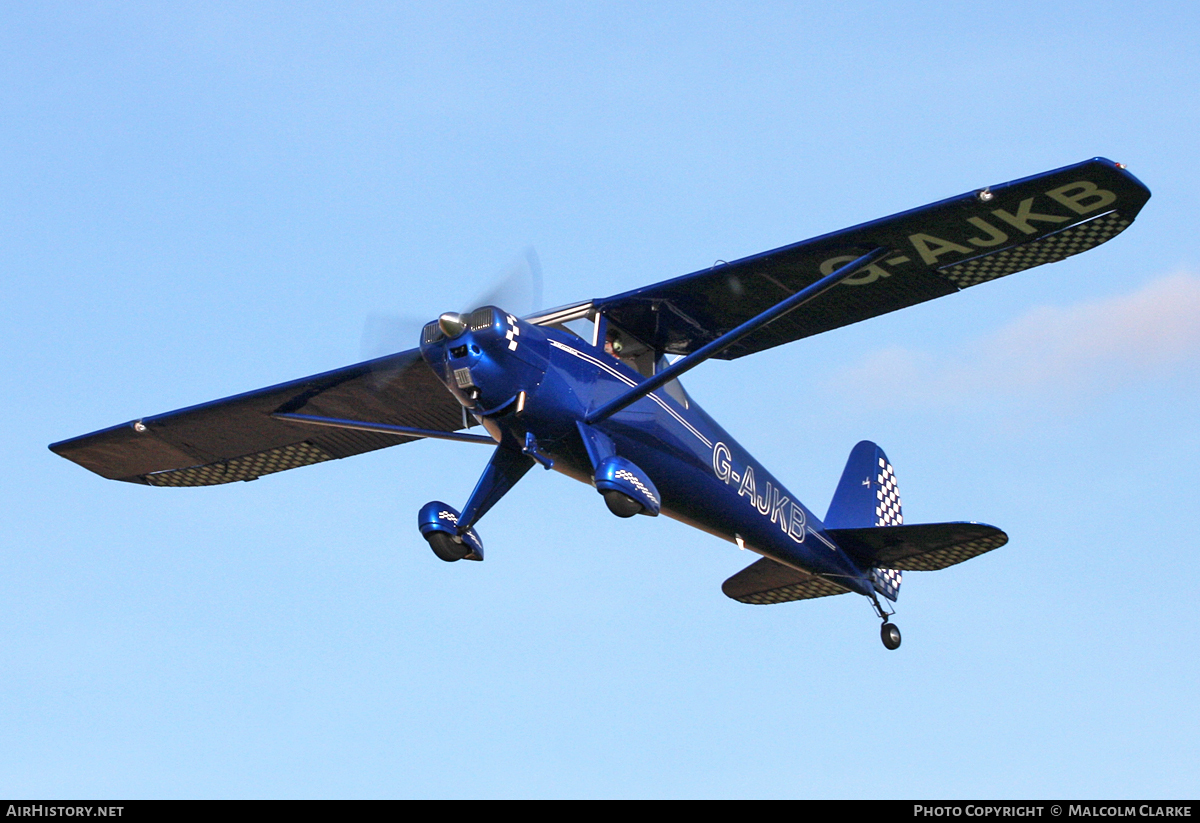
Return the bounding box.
[870,593,901,650]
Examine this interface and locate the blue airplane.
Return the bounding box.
[50,158,1150,649]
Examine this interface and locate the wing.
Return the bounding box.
[595,158,1151,358]
[722,556,851,604]
[50,349,466,486]
[827,522,1008,572]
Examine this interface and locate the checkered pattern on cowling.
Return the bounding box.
[734,576,850,605]
[875,456,902,527]
[504,313,520,351]
[144,441,333,487]
[871,566,902,601]
[893,531,1008,571]
[941,211,1130,289]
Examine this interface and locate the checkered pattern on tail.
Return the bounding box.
[874,456,902,527]
[871,455,903,599]
[735,576,851,604]
[826,441,894,530]
[722,556,851,605]
[871,566,902,602]
[825,441,904,601]
[892,530,1008,571]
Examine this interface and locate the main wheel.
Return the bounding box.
[602,489,643,518]
[426,531,470,562]
[880,622,902,650]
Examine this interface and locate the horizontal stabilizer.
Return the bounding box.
[827,522,1007,572]
[722,556,850,605]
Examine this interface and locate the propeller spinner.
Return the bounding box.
[437,312,468,339]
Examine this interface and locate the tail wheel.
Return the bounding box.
[881,622,902,650]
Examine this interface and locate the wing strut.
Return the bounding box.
[271,412,496,445]
[585,247,891,423]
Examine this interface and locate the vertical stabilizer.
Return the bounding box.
[825,441,903,528]
[826,440,904,601]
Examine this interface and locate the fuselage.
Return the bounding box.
[419,306,873,597]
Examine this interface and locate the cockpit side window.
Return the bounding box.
[655,355,690,409]
[602,324,691,408]
[555,318,593,341]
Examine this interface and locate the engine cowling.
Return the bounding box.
[418,306,549,414]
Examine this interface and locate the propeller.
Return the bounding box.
[467,246,543,320]
[359,247,544,362]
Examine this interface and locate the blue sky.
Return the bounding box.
[3,1,1198,798]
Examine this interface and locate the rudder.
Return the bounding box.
[825,440,902,529]
[826,440,904,602]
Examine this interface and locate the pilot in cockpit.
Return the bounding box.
[603,328,624,360]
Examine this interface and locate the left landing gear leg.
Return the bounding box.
[457,444,536,535]
[870,593,901,650]
[418,445,535,562]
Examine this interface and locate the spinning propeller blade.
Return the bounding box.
[358,247,544,361]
